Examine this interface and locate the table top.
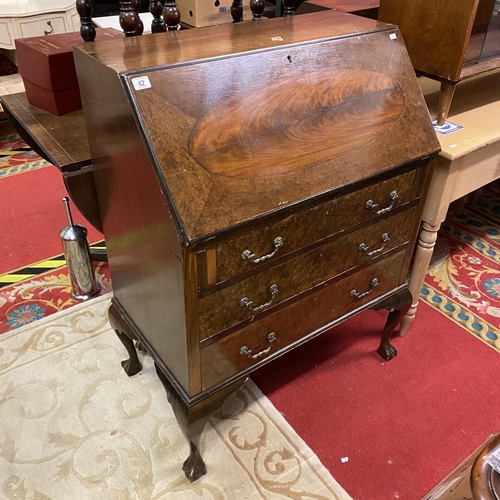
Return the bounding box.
[419,69,500,162]
[0,92,90,173]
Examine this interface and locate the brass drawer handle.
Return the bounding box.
[240,332,276,359]
[350,278,379,299]
[365,190,398,215]
[358,233,390,256]
[240,284,279,312]
[242,237,283,264]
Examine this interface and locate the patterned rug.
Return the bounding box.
[0,243,111,333]
[0,295,351,500]
[0,132,111,334]
[0,132,49,178]
[421,184,500,354]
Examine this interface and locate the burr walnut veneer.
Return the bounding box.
[73,10,440,481]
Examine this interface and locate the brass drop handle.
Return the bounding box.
[44,20,54,35]
[240,284,278,312]
[240,332,276,359]
[358,233,390,256]
[365,190,398,215]
[350,278,379,299]
[242,237,283,264]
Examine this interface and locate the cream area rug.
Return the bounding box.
[0,294,352,500]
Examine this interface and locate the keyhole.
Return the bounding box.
[287,55,292,63]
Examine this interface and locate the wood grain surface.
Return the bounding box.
[199,207,417,339]
[74,10,388,72]
[190,69,404,178]
[378,0,479,81]
[200,250,406,389]
[210,169,418,284]
[0,92,90,172]
[74,9,439,408]
[118,24,437,242]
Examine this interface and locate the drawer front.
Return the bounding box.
[199,206,417,340]
[17,15,67,38]
[0,21,13,49]
[200,250,406,390]
[208,168,417,285]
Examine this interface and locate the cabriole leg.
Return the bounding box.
[374,288,412,361]
[378,308,403,360]
[155,363,245,482]
[109,302,142,376]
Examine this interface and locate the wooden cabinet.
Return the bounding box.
[74,10,440,482]
[379,0,500,125]
[0,1,79,50]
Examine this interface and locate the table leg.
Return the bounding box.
[399,221,441,336]
[373,288,412,360]
[155,364,246,482]
[63,167,103,234]
[437,82,457,126]
[453,195,468,215]
[109,301,142,377]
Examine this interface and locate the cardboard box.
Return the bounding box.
[178,0,251,27]
[15,28,122,115]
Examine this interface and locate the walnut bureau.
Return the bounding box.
[73,11,440,481]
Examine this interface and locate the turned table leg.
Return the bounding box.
[109,302,142,376]
[437,82,457,126]
[155,364,245,482]
[400,221,441,337]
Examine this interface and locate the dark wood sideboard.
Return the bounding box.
[73,11,440,481]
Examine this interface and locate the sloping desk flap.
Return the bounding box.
[76,11,439,243]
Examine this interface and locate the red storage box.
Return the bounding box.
[15,28,122,115]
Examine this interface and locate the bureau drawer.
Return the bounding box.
[198,206,417,340]
[200,250,406,390]
[202,168,418,286]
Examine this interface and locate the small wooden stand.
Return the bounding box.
[422,433,500,500]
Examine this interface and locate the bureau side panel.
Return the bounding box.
[74,50,192,394]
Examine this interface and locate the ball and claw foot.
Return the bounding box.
[182,444,207,482]
[121,357,142,377]
[377,343,397,361]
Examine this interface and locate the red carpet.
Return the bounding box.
[253,304,500,499]
[0,166,102,274]
[0,132,108,333]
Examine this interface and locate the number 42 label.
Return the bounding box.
[132,76,151,90]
